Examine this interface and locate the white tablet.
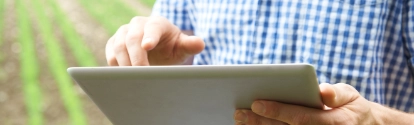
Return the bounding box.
[68,64,323,125]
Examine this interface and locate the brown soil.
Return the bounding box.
[0,0,26,124]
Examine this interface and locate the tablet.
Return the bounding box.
[68,64,323,125]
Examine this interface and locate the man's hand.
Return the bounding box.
[105,16,205,66]
[234,83,414,125]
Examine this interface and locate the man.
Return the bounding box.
[105,0,414,124]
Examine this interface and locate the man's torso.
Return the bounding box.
[153,0,414,112]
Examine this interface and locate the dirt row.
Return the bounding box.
[0,0,25,124]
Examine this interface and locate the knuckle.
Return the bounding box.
[245,111,262,125]
[130,16,146,23]
[106,37,114,46]
[119,24,129,31]
[148,16,171,29]
[152,15,167,21]
[268,110,281,119]
[266,104,281,119]
[114,41,126,52]
[146,19,163,27]
[172,25,181,32]
[125,33,142,46]
[254,118,263,125]
[337,83,357,92]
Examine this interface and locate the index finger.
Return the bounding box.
[141,16,170,51]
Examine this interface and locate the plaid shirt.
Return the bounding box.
[152,0,414,112]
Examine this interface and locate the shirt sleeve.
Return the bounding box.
[403,0,414,70]
[151,0,194,31]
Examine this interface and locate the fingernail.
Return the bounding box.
[252,101,265,114]
[234,110,247,123]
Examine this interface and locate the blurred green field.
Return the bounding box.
[0,0,155,124]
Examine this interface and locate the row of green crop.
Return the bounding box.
[16,0,44,124]
[77,0,140,34]
[46,0,97,67]
[30,0,87,124]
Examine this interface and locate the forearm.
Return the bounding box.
[372,102,414,124]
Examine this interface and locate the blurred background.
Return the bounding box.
[0,0,155,124]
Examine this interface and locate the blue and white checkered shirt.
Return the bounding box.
[152,0,414,112]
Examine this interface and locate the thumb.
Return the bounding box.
[178,34,205,55]
[319,83,360,108]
